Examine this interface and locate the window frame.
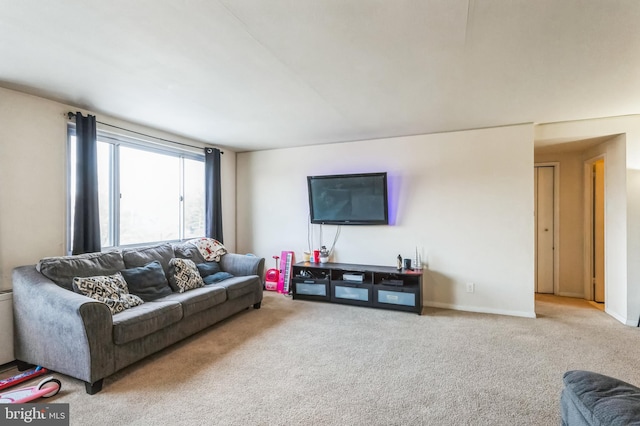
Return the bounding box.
[67,124,205,253]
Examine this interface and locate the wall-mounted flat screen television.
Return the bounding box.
[307,172,389,225]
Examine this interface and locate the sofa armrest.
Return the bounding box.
[12,265,115,384]
[561,370,640,425]
[219,254,265,281]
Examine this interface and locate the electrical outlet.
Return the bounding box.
[466,282,475,293]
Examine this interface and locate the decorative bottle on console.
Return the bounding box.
[397,254,402,271]
[319,246,329,263]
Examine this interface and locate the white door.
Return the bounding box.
[535,166,555,294]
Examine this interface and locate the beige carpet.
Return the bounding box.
[3,292,640,425]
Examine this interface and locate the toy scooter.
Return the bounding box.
[0,376,61,403]
[0,366,49,391]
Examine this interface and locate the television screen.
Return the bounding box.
[307,172,388,225]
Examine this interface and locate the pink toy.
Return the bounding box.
[277,251,294,294]
[0,376,61,404]
[0,366,48,391]
[265,255,280,291]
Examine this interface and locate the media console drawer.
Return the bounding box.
[296,282,327,296]
[292,278,330,301]
[373,285,420,313]
[377,289,416,307]
[331,281,373,307]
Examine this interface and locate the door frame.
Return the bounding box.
[534,162,560,295]
[583,154,606,302]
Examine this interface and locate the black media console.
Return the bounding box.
[291,261,423,314]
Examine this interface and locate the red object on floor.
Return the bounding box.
[265,256,279,291]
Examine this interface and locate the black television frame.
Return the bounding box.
[307,172,389,225]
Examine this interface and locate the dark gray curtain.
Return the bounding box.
[205,148,223,242]
[72,112,101,254]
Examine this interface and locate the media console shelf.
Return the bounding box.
[291,261,423,314]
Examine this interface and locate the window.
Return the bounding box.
[68,128,205,250]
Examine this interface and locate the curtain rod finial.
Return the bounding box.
[67,112,76,119]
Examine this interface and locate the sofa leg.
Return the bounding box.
[16,360,34,372]
[85,379,103,395]
[253,302,261,309]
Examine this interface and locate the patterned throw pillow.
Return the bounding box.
[187,238,227,262]
[168,258,204,293]
[72,273,144,314]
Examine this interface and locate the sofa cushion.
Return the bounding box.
[158,285,227,317]
[173,242,206,264]
[213,275,259,300]
[203,272,234,285]
[122,243,175,276]
[120,261,173,302]
[219,253,264,278]
[112,300,183,345]
[72,273,144,314]
[562,370,640,426]
[168,258,204,293]
[37,251,125,291]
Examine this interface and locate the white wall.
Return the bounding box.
[0,87,236,291]
[237,124,536,318]
[582,135,627,322]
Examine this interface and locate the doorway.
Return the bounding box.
[534,164,559,294]
[584,156,605,304]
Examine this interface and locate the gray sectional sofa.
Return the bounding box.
[561,370,640,425]
[12,242,264,394]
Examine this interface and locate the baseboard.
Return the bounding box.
[605,308,632,326]
[555,291,584,298]
[423,301,536,319]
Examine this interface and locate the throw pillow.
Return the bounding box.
[120,260,173,302]
[168,258,204,293]
[122,243,174,275]
[203,271,234,285]
[196,261,221,278]
[72,273,144,314]
[187,238,227,262]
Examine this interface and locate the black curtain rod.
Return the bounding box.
[67,112,223,154]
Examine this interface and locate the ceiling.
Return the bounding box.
[1,1,639,152]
